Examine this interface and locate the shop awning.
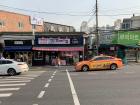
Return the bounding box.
[4,46,32,51]
[32,47,84,51]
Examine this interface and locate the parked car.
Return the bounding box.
[0,59,29,76]
[75,55,123,72]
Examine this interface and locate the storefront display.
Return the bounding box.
[32,33,84,66]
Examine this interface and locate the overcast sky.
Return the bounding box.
[1,0,140,31]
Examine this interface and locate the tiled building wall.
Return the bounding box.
[0,10,44,32]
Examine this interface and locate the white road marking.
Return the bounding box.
[38,91,45,98]
[66,69,80,105]
[21,75,39,77]
[52,73,56,76]
[51,76,54,78]
[48,79,52,82]
[7,77,34,79]
[0,83,26,87]
[0,80,31,83]
[0,93,12,97]
[0,88,20,91]
[0,78,31,81]
[33,104,38,105]
[54,71,57,73]
[44,83,49,88]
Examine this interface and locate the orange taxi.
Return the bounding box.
[75,55,123,72]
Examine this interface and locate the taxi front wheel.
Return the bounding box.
[110,64,117,70]
[81,65,89,72]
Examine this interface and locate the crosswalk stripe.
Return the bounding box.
[0,88,20,91]
[0,83,26,87]
[0,93,12,97]
[0,78,31,81]
[0,80,31,83]
[6,77,34,79]
[21,75,40,77]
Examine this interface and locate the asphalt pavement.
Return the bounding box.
[0,63,140,105]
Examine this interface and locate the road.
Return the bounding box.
[0,64,140,105]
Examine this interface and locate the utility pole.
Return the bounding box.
[95,0,99,55]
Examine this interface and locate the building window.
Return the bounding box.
[0,20,5,28]
[18,22,24,29]
[32,24,36,30]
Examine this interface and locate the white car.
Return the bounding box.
[0,59,29,76]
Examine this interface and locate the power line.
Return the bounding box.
[100,5,140,12]
[0,4,91,17]
[1,4,140,17]
[87,5,96,24]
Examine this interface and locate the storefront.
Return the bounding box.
[32,33,84,66]
[2,35,34,65]
[112,30,140,63]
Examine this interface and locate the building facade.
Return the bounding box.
[112,30,140,63]
[44,22,75,32]
[0,10,87,66]
[0,32,34,65]
[32,32,85,66]
[0,10,44,32]
[121,18,132,30]
[131,16,140,29]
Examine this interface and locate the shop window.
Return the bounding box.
[34,51,43,60]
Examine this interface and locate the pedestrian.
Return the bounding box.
[56,57,61,67]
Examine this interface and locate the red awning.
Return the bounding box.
[32,47,83,51]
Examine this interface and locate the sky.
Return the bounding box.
[1,0,140,31]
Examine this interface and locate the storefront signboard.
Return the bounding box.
[112,31,140,46]
[5,40,32,46]
[35,35,83,46]
[38,38,70,44]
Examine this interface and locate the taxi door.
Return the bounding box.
[90,57,111,70]
[89,57,103,69]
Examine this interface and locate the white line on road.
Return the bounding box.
[21,75,40,77]
[48,79,52,82]
[0,88,20,91]
[7,77,34,79]
[37,91,45,99]
[0,83,26,87]
[66,69,80,105]
[44,83,49,88]
[0,93,12,97]
[0,78,31,81]
[54,71,57,74]
[0,80,31,83]
[51,76,54,79]
[52,73,56,76]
